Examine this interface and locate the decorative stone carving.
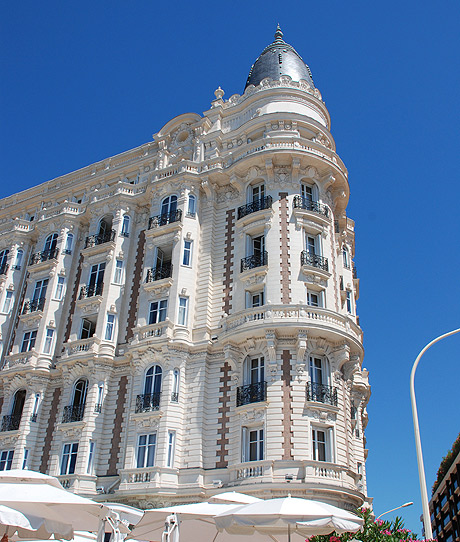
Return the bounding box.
[265,330,277,363]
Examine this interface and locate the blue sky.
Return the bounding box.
[1,1,459,535]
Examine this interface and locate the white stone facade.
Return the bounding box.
[0,34,370,511]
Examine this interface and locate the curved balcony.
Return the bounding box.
[238,196,273,220]
[84,230,116,249]
[135,392,161,413]
[0,414,22,432]
[300,251,329,272]
[146,263,173,283]
[307,382,338,406]
[62,405,85,423]
[22,297,46,314]
[241,251,268,273]
[148,210,182,230]
[29,248,59,266]
[237,382,267,407]
[293,196,329,217]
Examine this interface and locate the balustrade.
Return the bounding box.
[0,414,21,432]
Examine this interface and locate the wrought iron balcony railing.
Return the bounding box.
[84,230,116,249]
[94,403,102,413]
[293,196,329,217]
[170,392,179,403]
[0,414,22,432]
[29,248,59,266]
[0,263,9,276]
[62,405,85,423]
[237,196,273,220]
[148,210,182,230]
[135,392,161,413]
[146,263,173,282]
[241,251,268,272]
[237,381,267,407]
[79,283,103,299]
[300,251,329,272]
[22,297,46,314]
[306,382,338,406]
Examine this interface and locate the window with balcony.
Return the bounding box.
[146,247,173,282]
[43,328,55,354]
[238,183,272,219]
[1,389,26,432]
[0,450,14,471]
[23,279,48,313]
[80,262,105,298]
[121,214,130,237]
[136,365,162,413]
[307,356,337,406]
[311,426,333,462]
[0,250,9,276]
[60,442,78,475]
[2,290,13,314]
[293,182,329,217]
[242,427,264,462]
[85,216,115,248]
[21,330,37,352]
[13,249,23,270]
[80,317,96,339]
[301,233,328,271]
[137,433,156,468]
[63,379,87,423]
[149,300,167,324]
[237,356,266,406]
[30,234,59,265]
[241,234,267,272]
[187,194,196,218]
[178,297,188,326]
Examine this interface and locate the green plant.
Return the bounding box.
[432,432,460,495]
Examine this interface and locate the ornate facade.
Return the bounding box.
[0,28,370,511]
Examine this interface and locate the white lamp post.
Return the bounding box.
[410,328,460,541]
[376,501,413,520]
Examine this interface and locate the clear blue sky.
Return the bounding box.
[1,1,459,535]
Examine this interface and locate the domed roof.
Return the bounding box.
[245,25,314,90]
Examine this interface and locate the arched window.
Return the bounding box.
[248,181,265,203]
[187,195,196,217]
[64,233,74,254]
[72,379,88,408]
[98,216,113,237]
[171,369,180,402]
[0,249,9,275]
[144,365,162,396]
[161,196,178,217]
[10,389,26,430]
[121,215,130,237]
[13,249,23,270]
[43,233,58,254]
[342,246,350,269]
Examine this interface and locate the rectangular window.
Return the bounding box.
[346,291,353,314]
[182,240,192,266]
[43,328,55,354]
[305,235,317,255]
[114,260,124,284]
[87,441,95,474]
[307,291,323,308]
[0,450,14,471]
[166,431,176,468]
[187,195,196,217]
[149,300,167,324]
[178,297,188,326]
[247,291,264,308]
[242,428,264,462]
[80,318,96,340]
[301,184,314,201]
[60,442,79,475]
[33,279,48,302]
[55,276,65,300]
[2,291,13,313]
[21,330,37,352]
[22,449,29,470]
[105,314,115,341]
[88,262,105,296]
[312,427,332,462]
[137,434,156,468]
[251,183,265,202]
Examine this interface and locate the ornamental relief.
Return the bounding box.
[216,186,239,203]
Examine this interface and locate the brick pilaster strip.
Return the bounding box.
[281,350,293,460]
[279,193,291,304]
[40,387,61,473]
[216,361,231,468]
[63,254,84,344]
[125,230,145,342]
[107,375,128,475]
[223,210,235,315]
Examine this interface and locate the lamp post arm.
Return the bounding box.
[410,328,460,541]
[376,502,413,520]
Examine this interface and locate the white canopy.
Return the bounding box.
[0,504,73,540]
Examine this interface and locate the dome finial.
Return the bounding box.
[274,23,284,42]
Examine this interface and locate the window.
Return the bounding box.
[0,450,14,471]
[309,356,329,386]
[187,194,196,217]
[64,233,73,255]
[43,328,55,354]
[346,291,353,314]
[21,330,37,352]
[137,433,156,468]
[0,249,9,274]
[60,443,78,475]
[301,183,314,202]
[244,356,265,386]
[242,427,264,462]
[305,234,318,255]
[22,449,29,469]
[31,393,40,422]
[33,279,48,303]
[251,235,265,257]
[55,276,65,300]
[178,297,188,326]
[312,427,333,462]
[95,382,104,412]
[87,441,95,474]
[88,262,105,296]
[166,431,176,468]
[342,246,350,269]
[171,369,180,402]
[73,379,88,408]
[105,314,115,341]
[80,318,96,339]
[247,291,264,308]
[44,233,58,253]
[144,365,162,396]
[114,260,124,284]
[2,290,13,313]
[121,215,130,237]
[161,195,178,217]
[14,249,23,269]
[307,291,322,307]
[98,216,113,237]
[250,183,265,203]
[183,240,192,266]
[149,300,167,324]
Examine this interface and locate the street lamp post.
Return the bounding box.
[376,502,413,520]
[410,328,460,541]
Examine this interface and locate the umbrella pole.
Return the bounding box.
[288,523,290,542]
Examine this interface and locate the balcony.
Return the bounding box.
[146,263,173,283]
[307,382,338,406]
[84,230,116,249]
[62,405,85,423]
[0,414,21,432]
[300,251,329,272]
[241,251,268,273]
[22,297,46,314]
[29,248,59,266]
[237,382,267,407]
[135,393,161,413]
[79,283,103,299]
[148,210,182,230]
[0,263,9,276]
[237,196,273,220]
[293,196,329,217]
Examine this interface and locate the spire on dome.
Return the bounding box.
[274,24,284,42]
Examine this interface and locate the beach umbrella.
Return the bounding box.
[0,504,73,540]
